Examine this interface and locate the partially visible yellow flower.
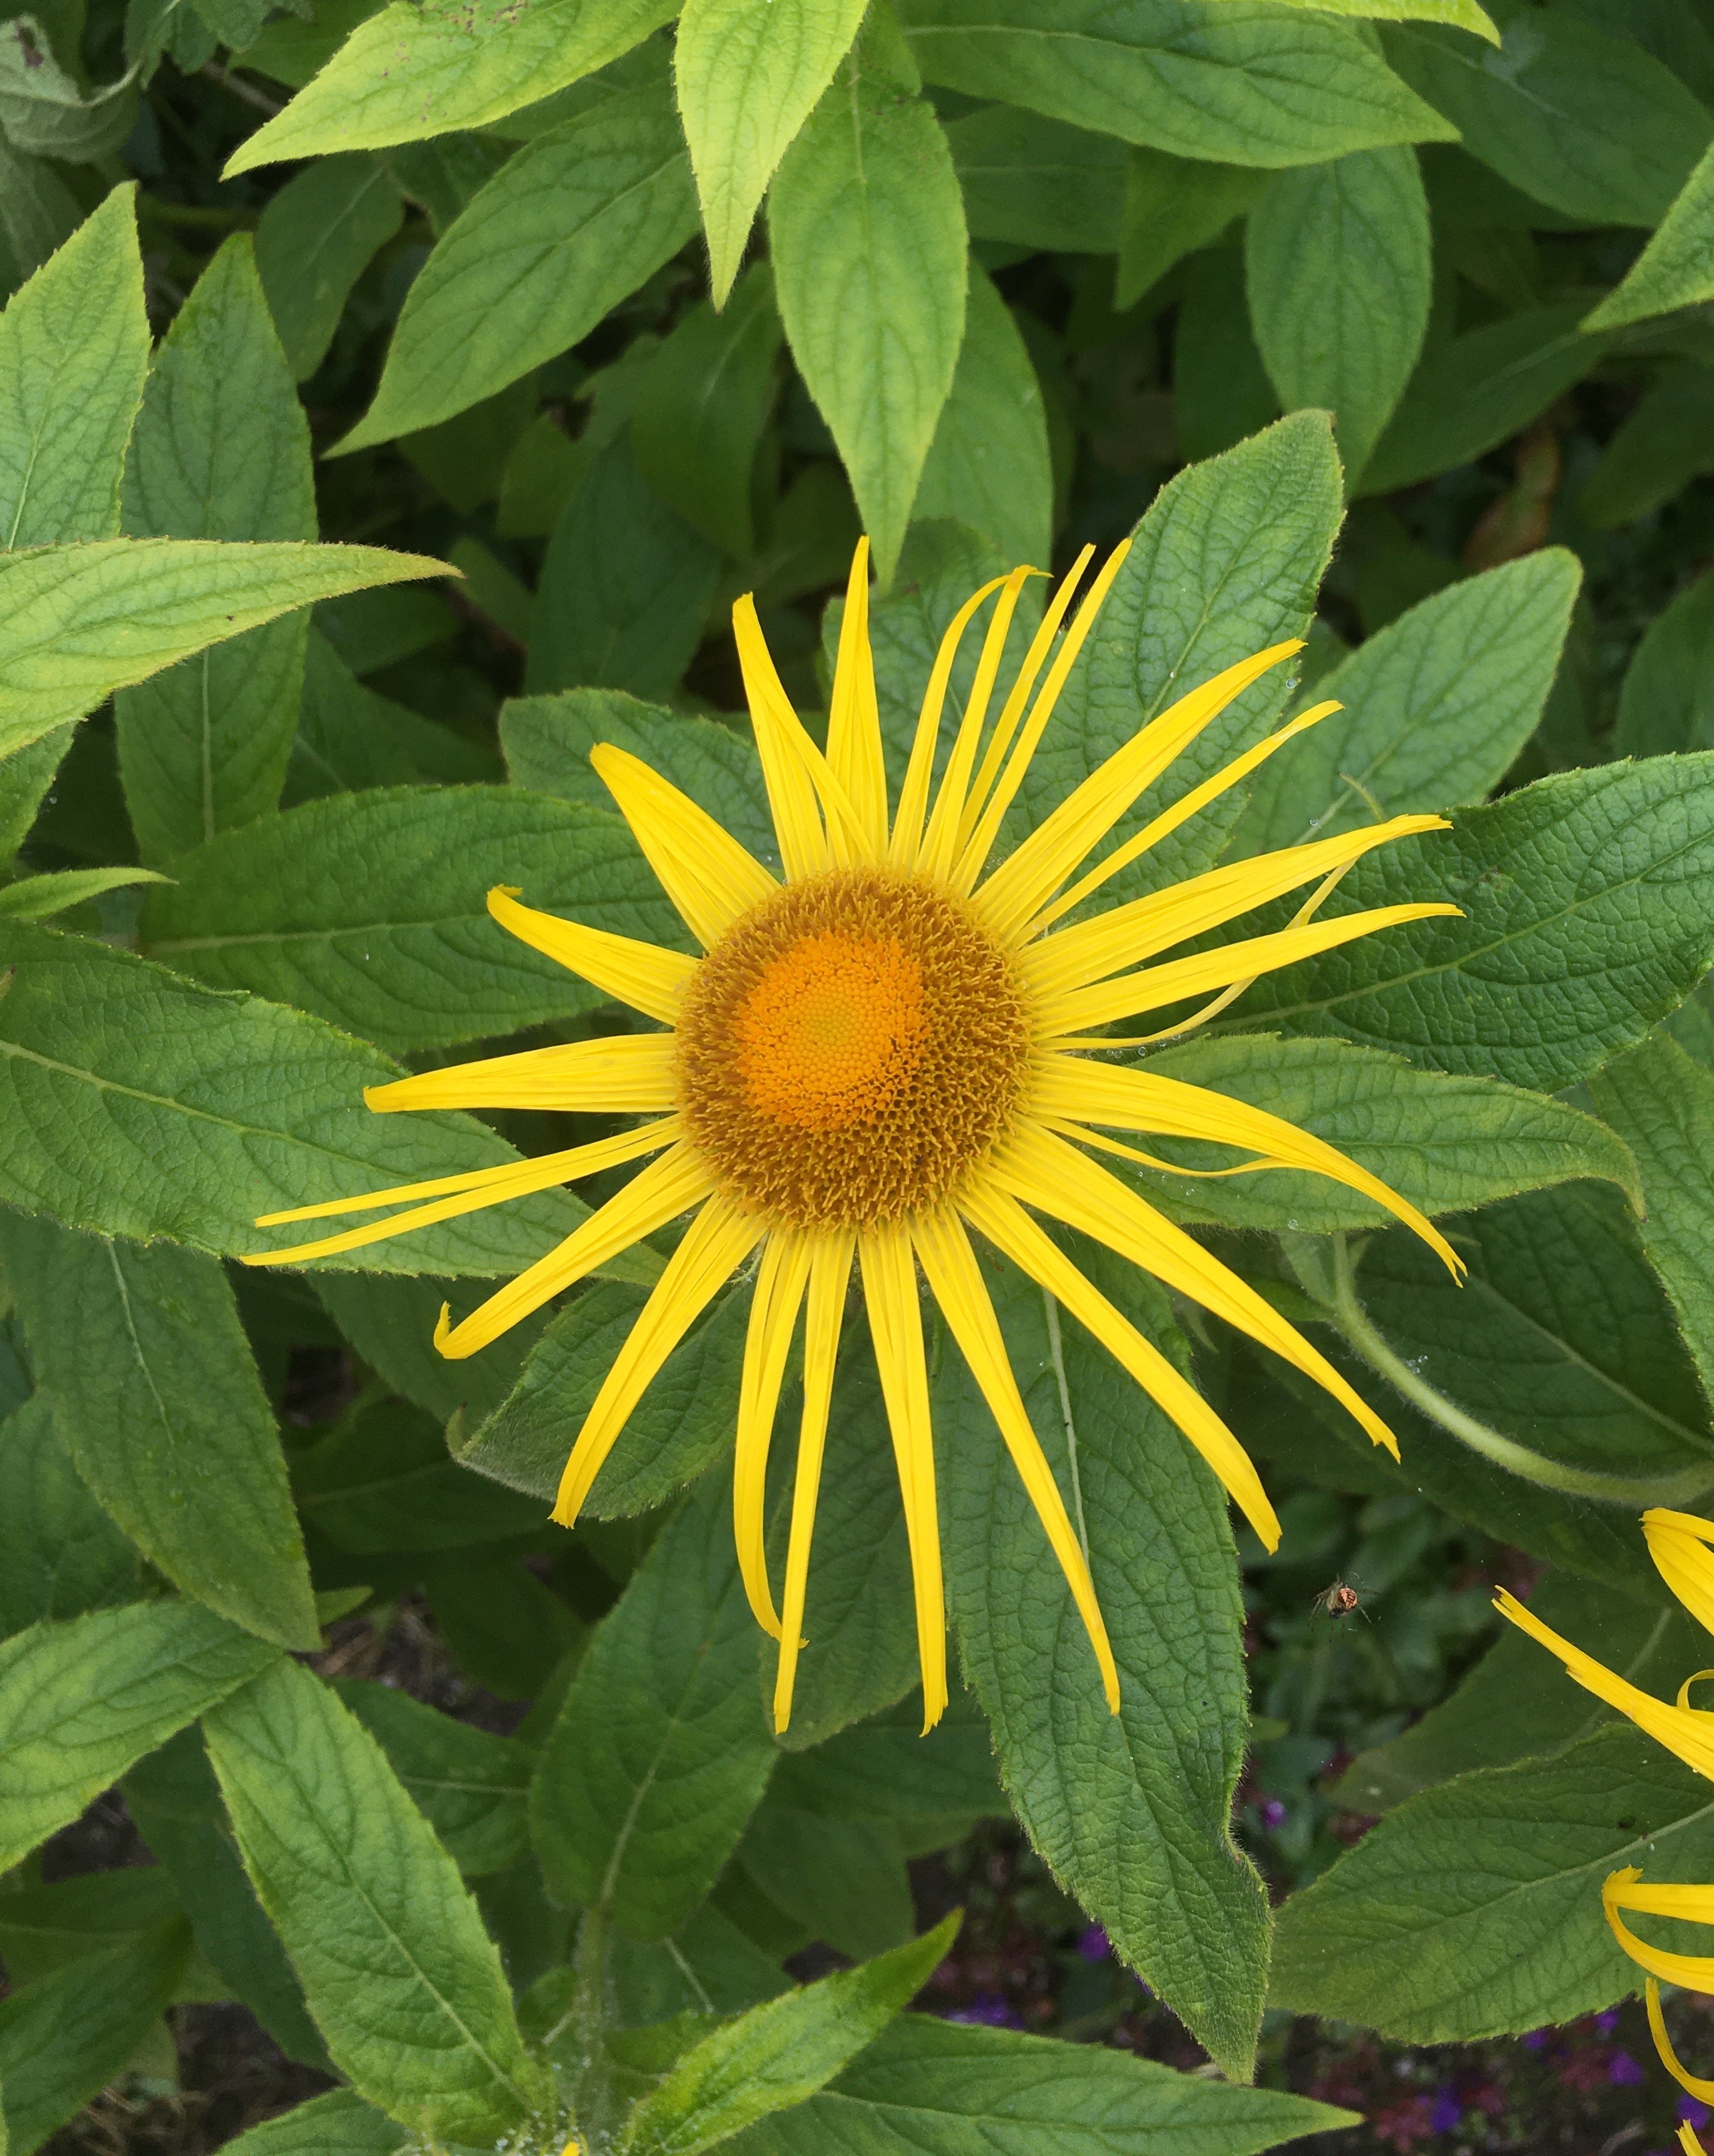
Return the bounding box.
[248,539,1461,1733]
[1646,1508,1714,1639]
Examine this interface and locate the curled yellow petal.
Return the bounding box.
[1645,1508,1714,1640]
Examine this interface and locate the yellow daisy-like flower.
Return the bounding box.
[248,540,1462,1733]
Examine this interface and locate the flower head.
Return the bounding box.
[248,541,1460,1732]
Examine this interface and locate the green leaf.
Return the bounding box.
[674,0,868,306]
[1270,1722,1714,2038]
[1115,148,1263,310]
[769,53,967,584]
[0,23,137,164]
[1383,15,1713,228]
[938,1240,1268,2083]
[285,628,492,804]
[912,263,1052,575]
[735,1800,915,1959]
[611,1905,792,2027]
[530,1471,778,1938]
[254,154,405,382]
[0,1213,320,1650]
[1120,1033,1640,1236]
[203,1655,552,2142]
[1223,0,1495,28]
[419,1550,586,1700]
[0,723,73,860]
[945,105,1127,256]
[1580,362,1714,532]
[900,0,1458,165]
[113,237,316,868]
[0,1396,144,1636]
[0,135,82,299]
[772,1687,1004,1825]
[1586,142,1714,332]
[224,0,675,172]
[1359,303,1607,496]
[0,865,167,922]
[1591,1033,1714,1416]
[0,1921,189,2156]
[293,1396,544,1552]
[1231,755,1714,1093]
[219,2090,406,2156]
[526,434,722,699]
[0,1600,276,1874]
[332,1677,534,1876]
[0,922,599,1278]
[1236,548,1580,853]
[1245,145,1429,479]
[335,79,698,452]
[312,1272,550,1430]
[631,264,784,557]
[1172,249,1280,463]
[140,784,681,1053]
[0,1868,182,1983]
[720,2011,1358,2155]
[0,186,147,551]
[0,537,451,761]
[619,1915,960,2156]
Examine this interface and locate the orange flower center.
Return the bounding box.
[730,931,927,1132]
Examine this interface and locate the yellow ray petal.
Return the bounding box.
[826,540,888,860]
[917,566,1036,881]
[913,1206,1120,1712]
[960,1181,1279,1550]
[774,1227,855,1735]
[487,886,695,1024]
[1495,1589,1714,1778]
[957,552,1091,856]
[1044,1115,1285,1183]
[364,1033,677,1117]
[954,540,1133,898]
[860,1219,948,1731]
[438,1142,712,1360]
[888,574,1013,871]
[1031,1056,1463,1278]
[1634,1964,1714,2106]
[1644,1508,1714,1639]
[993,1123,1399,1457]
[1021,815,1449,1002]
[971,633,1301,938]
[246,1120,678,1266]
[550,1193,765,1525]
[591,743,777,949]
[733,1231,814,1639]
[1605,1871,1714,1997]
[1030,702,1341,937]
[1037,902,1461,1039]
[732,592,834,880]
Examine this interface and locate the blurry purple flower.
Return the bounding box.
[1685,2096,1714,2128]
[1259,1799,1288,1829]
[1076,1925,1110,1962]
[1521,2030,1550,2051]
[949,1991,1021,2029]
[1428,2091,1461,2133]
[1594,2009,1620,2034]
[1610,2049,1646,2086]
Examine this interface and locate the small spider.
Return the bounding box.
[1312,1577,1370,1622]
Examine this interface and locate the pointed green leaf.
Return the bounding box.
[219,2090,405,2156]
[332,1678,534,1877]
[0,1396,144,1637]
[0,22,137,162]
[0,135,82,298]
[0,1869,182,1984]
[293,1396,544,1553]
[735,1801,915,1960]
[946,105,1127,256]
[1617,570,1714,759]
[1581,363,1714,531]
[0,723,73,860]
[313,1272,550,1431]
[255,155,405,382]
[1115,148,1263,310]
[1224,0,1494,28]
[1586,142,1714,332]
[0,865,167,922]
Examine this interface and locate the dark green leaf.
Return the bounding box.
[0,723,73,859]
[0,1395,144,1636]
[772,1686,1004,1824]
[254,154,406,383]
[332,1677,534,1876]
[294,1396,544,1551]
[1584,365,1714,532]
[0,1868,180,1983]
[1586,142,1714,332]
[1115,148,1263,311]
[945,104,1127,255]
[735,1800,914,1959]
[313,1271,549,1429]
[218,2090,406,2156]
[1172,249,1279,463]
[0,135,81,300]
[0,26,135,164]
[419,1551,587,1698]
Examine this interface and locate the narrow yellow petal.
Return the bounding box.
[774,1228,854,1734]
[732,592,833,880]
[1636,1969,1714,2106]
[888,574,1013,871]
[826,540,889,860]
[1644,1508,1714,1639]
[550,1194,764,1525]
[733,1232,813,1639]
[972,635,1301,939]
[993,1123,1399,1458]
[957,552,1091,856]
[1044,1115,1284,1183]
[487,886,695,1024]
[860,1220,948,1732]
[1496,1588,1714,1778]
[960,1180,1280,1550]
[913,1207,1120,1712]
[1037,902,1461,1038]
[439,1143,712,1360]
[246,1120,678,1266]
[917,566,1035,881]
[591,743,777,949]
[364,1033,677,1117]
[1604,1871,1714,1997]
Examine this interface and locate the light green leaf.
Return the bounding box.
[0,1600,276,1874]
[0,864,167,921]
[912,263,1052,575]
[1580,362,1714,531]
[1236,548,1580,853]
[1383,14,1713,227]
[332,1677,534,1877]
[720,2013,1358,2155]
[1617,571,1714,759]
[1245,145,1429,479]
[1271,1723,1714,2038]
[140,784,681,1053]
[0,922,601,1278]
[0,1396,144,1637]
[0,186,147,552]
[674,0,869,306]
[204,1656,552,2142]
[293,1396,544,1552]
[1115,148,1263,310]
[0,1213,320,1650]
[769,51,967,584]
[114,236,316,867]
[1208,0,1495,29]
[899,0,1458,165]
[0,723,72,860]
[631,264,784,557]
[223,0,675,172]
[255,154,405,382]
[1359,303,1607,495]
[618,1915,959,2156]
[1586,142,1714,332]
[219,2090,405,2156]
[0,20,137,163]
[0,537,451,760]
[335,80,698,451]
[1233,755,1714,1093]
[946,105,1127,256]
[530,1471,778,1938]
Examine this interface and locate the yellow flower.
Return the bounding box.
[248,541,1460,1733]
